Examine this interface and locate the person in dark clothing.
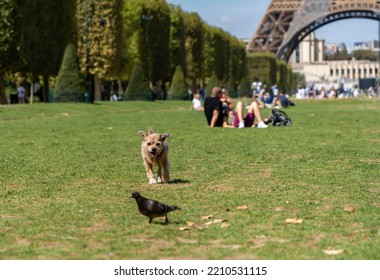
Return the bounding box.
[278,91,289,108]
[204,87,233,128]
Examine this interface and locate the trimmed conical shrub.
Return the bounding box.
[238,76,251,98]
[54,43,85,102]
[126,64,150,100]
[169,65,187,100]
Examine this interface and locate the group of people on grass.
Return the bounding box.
[203,87,269,128]
[191,83,294,128]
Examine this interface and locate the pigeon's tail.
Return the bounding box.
[168,206,181,212]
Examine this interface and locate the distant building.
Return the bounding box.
[353,40,380,53]
[289,33,324,64]
[289,32,379,83]
[325,43,339,55]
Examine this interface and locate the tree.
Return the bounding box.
[122,0,145,80]
[351,50,378,61]
[169,5,187,81]
[169,65,187,100]
[140,0,171,84]
[205,74,222,97]
[17,0,77,102]
[209,27,230,82]
[247,52,277,86]
[238,76,251,98]
[0,0,18,104]
[77,0,125,79]
[125,63,150,100]
[54,43,85,102]
[184,12,204,93]
[276,60,288,92]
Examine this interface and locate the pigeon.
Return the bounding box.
[130,191,181,224]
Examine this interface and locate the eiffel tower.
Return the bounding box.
[247,0,380,61]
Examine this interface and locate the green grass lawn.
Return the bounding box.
[0,98,379,260]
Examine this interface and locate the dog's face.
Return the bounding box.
[139,129,169,158]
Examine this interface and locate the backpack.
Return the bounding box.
[269,109,292,126]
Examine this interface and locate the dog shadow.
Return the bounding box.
[169,179,190,184]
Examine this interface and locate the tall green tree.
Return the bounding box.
[169,5,187,80]
[122,0,171,86]
[140,0,171,83]
[122,0,144,80]
[184,12,204,93]
[247,52,277,86]
[17,0,77,102]
[77,0,124,79]
[209,27,230,82]
[0,0,18,104]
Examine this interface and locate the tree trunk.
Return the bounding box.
[0,74,8,105]
[42,74,49,102]
[94,74,101,101]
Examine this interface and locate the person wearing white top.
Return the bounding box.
[190,92,204,111]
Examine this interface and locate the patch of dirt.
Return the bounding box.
[15,237,31,246]
[82,222,109,232]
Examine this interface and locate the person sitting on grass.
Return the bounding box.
[204,87,232,128]
[232,100,269,128]
[190,91,204,111]
[204,87,269,128]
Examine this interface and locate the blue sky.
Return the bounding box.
[166,0,379,51]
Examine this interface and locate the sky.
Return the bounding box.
[165,0,379,51]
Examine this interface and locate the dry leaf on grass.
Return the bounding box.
[213,219,228,224]
[186,221,196,227]
[220,223,229,228]
[236,205,248,210]
[323,249,344,255]
[344,206,355,212]
[179,218,229,231]
[285,218,303,224]
[179,226,192,231]
[201,215,214,220]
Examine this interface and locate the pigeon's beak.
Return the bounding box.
[129,194,133,199]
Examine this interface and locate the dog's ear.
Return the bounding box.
[138,131,148,138]
[160,133,169,141]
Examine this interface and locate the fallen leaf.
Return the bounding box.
[186,221,196,227]
[344,206,355,212]
[179,226,192,231]
[285,218,303,224]
[236,205,248,210]
[323,249,344,255]
[221,223,229,228]
[204,221,214,226]
[201,215,214,220]
[213,219,228,224]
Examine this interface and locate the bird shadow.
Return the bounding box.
[169,179,190,184]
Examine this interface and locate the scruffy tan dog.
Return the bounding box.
[138,129,170,184]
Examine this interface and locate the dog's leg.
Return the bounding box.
[162,161,170,183]
[144,162,157,184]
[157,165,163,183]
